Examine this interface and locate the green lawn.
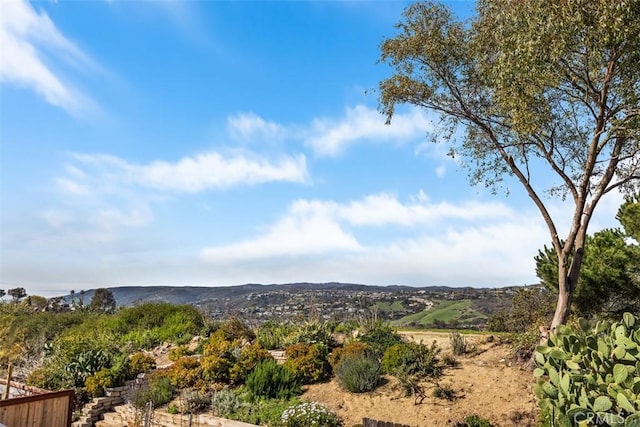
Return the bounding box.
[393,299,487,327]
[375,300,406,312]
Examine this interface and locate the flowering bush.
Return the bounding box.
[281,402,342,427]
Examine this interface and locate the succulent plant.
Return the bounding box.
[534,313,640,426]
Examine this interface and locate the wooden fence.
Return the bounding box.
[0,388,74,427]
[362,417,411,427]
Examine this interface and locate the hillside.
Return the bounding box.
[65,282,522,328]
[392,299,488,328]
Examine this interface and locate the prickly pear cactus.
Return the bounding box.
[534,313,640,426]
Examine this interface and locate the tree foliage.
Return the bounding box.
[379,0,640,327]
[618,194,640,241]
[535,200,640,319]
[89,288,117,313]
[8,287,26,303]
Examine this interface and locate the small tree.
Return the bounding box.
[89,288,116,313]
[379,0,640,330]
[535,200,640,318]
[8,287,26,303]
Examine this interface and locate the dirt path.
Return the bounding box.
[302,332,539,427]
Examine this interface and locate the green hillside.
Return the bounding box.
[392,299,487,328]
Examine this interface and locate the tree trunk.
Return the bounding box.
[549,246,585,330]
[550,281,572,329]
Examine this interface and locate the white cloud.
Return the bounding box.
[92,206,153,230]
[288,192,513,227]
[60,150,308,194]
[201,213,362,263]
[55,177,90,196]
[138,152,307,192]
[223,105,437,157]
[0,0,97,116]
[41,210,71,229]
[200,192,544,286]
[306,105,433,157]
[337,220,548,286]
[227,112,287,143]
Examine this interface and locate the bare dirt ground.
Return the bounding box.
[302,331,539,427]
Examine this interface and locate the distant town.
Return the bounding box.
[52,282,524,329]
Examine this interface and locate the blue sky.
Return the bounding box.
[0,0,624,297]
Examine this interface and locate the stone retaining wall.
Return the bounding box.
[110,404,259,427]
[72,376,146,427]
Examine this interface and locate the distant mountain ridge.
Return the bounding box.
[65,282,517,308]
[60,282,527,327]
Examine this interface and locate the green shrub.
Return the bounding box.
[441,353,458,367]
[203,330,242,357]
[457,414,494,427]
[381,341,441,379]
[433,383,456,401]
[131,374,174,409]
[168,345,192,361]
[357,320,402,357]
[284,343,332,384]
[211,387,249,418]
[212,388,302,427]
[232,398,301,426]
[534,313,640,426]
[486,310,509,333]
[329,341,373,368]
[449,331,470,356]
[256,320,296,350]
[335,354,381,393]
[85,368,115,397]
[178,389,210,414]
[245,359,300,400]
[334,321,357,334]
[121,329,160,349]
[510,325,542,362]
[167,356,203,389]
[109,352,132,384]
[26,366,68,390]
[201,354,233,383]
[66,349,111,387]
[114,303,204,348]
[217,318,256,342]
[129,352,156,376]
[229,341,274,384]
[281,401,343,427]
[285,320,335,348]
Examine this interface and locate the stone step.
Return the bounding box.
[101,411,127,424]
[95,403,259,427]
[94,411,128,427]
[95,421,128,427]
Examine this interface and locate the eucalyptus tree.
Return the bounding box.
[379,0,640,330]
[89,288,117,313]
